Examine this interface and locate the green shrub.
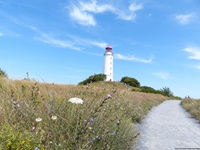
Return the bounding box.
[140,86,160,94]
[79,74,106,85]
[120,76,140,88]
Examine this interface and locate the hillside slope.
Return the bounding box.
[0,78,167,149]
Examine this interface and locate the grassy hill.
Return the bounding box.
[181,99,200,121]
[0,77,168,149]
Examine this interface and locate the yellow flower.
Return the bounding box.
[7,141,12,147]
[21,140,25,145]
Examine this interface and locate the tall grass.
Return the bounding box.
[0,77,167,149]
[181,99,200,121]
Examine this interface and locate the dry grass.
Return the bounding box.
[0,77,167,149]
[181,99,200,121]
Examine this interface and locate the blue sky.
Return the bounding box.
[0,0,200,98]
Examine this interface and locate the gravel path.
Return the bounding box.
[134,100,200,150]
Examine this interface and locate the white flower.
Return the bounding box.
[68,97,84,104]
[32,126,36,131]
[35,117,42,122]
[51,116,57,120]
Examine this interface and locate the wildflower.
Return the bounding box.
[51,116,57,120]
[35,146,40,150]
[107,94,112,99]
[37,90,40,94]
[117,120,120,126]
[13,100,17,105]
[17,103,20,108]
[88,127,92,130]
[90,139,93,143]
[21,140,25,145]
[7,141,12,147]
[35,117,42,122]
[89,117,94,123]
[68,97,83,104]
[50,141,53,144]
[84,119,87,123]
[32,126,36,131]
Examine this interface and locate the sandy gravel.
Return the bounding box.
[134,100,200,150]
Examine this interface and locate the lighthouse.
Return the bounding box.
[103,45,113,81]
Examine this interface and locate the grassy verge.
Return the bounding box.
[181,99,200,121]
[0,78,167,149]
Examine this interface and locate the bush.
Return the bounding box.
[0,68,8,78]
[140,86,160,94]
[79,74,106,85]
[120,76,140,88]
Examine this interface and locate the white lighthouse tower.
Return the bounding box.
[103,45,113,81]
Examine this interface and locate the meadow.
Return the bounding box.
[181,99,200,121]
[0,77,167,150]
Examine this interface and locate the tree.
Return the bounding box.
[0,68,8,78]
[159,87,173,97]
[78,74,106,85]
[120,76,140,88]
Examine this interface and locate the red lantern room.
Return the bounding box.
[106,45,112,51]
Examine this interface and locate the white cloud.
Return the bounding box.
[129,3,143,12]
[111,2,143,21]
[69,1,143,25]
[38,33,81,51]
[114,53,153,63]
[69,7,96,26]
[69,0,114,26]
[184,46,200,60]
[91,42,107,49]
[79,0,114,13]
[152,72,169,80]
[66,34,108,49]
[175,13,196,25]
[0,32,3,36]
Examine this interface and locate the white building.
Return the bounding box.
[103,45,113,81]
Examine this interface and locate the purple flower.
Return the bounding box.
[107,94,112,98]
[13,100,17,105]
[89,117,94,123]
[17,103,20,108]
